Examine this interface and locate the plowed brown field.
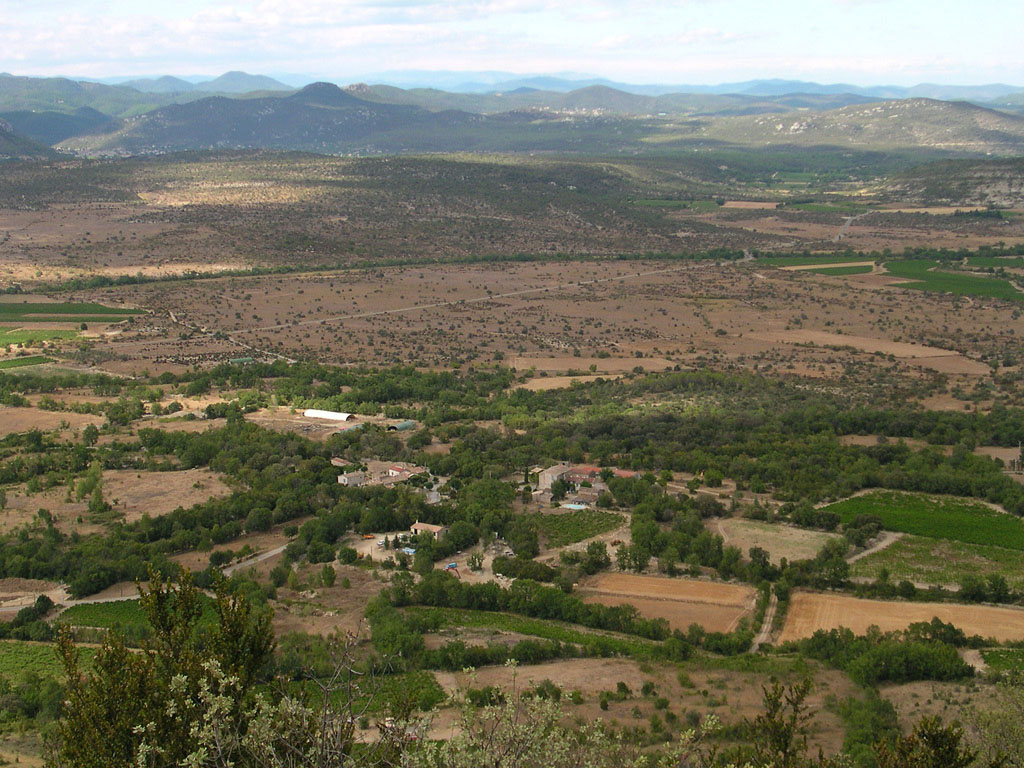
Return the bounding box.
[780,592,1024,643]
[579,573,757,632]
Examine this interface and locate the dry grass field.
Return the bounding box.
[512,374,624,391]
[714,518,841,564]
[437,656,857,755]
[1,468,233,534]
[779,592,1024,643]
[0,407,105,438]
[578,573,757,632]
[64,254,1024,411]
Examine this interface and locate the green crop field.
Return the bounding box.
[981,649,1024,672]
[522,508,623,547]
[849,534,1024,589]
[883,260,1024,302]
[0,355,52,369]
[0,301,142,324]
[808,265,873,276]
[760,254,874,267]
[407,606,656,659]
[59,600,149,630]
[0,640,96,681]
[632,199,722,212]
[0,326,80,344]
[787,202,871,214]
[59,597,216,631]
[825,491,1024,549]
[965,257,1024,269]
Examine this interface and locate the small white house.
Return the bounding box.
[304,409,353,422]
[338,471,366,487]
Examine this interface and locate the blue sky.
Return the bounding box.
[1,0,1021,85]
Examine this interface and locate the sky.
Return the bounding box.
[1,0,1021,86]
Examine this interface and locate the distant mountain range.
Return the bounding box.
[352,70,1024,101]
[119,71,292,94]
[343,83,881,117]
[3,71,1024,160]
[54,83,1024,158]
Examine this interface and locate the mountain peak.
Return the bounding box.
[290,81,363,106]
[196,72,292,94]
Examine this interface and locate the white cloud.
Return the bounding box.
[0,0,1020,83]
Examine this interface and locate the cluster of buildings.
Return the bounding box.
[333,459,442,504]
[334,459,429,488]
[535,462,636,504]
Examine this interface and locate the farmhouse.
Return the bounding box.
[537,462,570,491]
[411,521,447,540]
[566,465,602,485]
[337,471,366,487]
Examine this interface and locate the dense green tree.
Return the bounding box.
[49,568,273,768]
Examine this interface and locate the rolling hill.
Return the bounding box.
[120,76,199,94]
[0,72,294,121]
[344,83,878,116]
[0,119,55,160]
[654,98,1024,154]
[59,82,485,154]
[48,83,1024,158]
[0,107,118,145]
[194,72,292,93]
[880,157,1024,206]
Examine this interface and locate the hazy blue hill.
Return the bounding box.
[0,74,215,117]
[0,74,155,115]
[359,72,1024,100]
[0,73,294,118]
[121,76,197,94]
[0,106,118,145]
[344,83,878,117]
[195,71,292,93]
[288,81,366,107]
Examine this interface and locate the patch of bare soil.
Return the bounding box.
[513,374,623,391]
[272,567,385,637]
[839,435,932,450]
[0,578,65,612]
[747,329,953,358]
[0,407,105,437]
[510,356,675,373]
[722,201,780,209]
